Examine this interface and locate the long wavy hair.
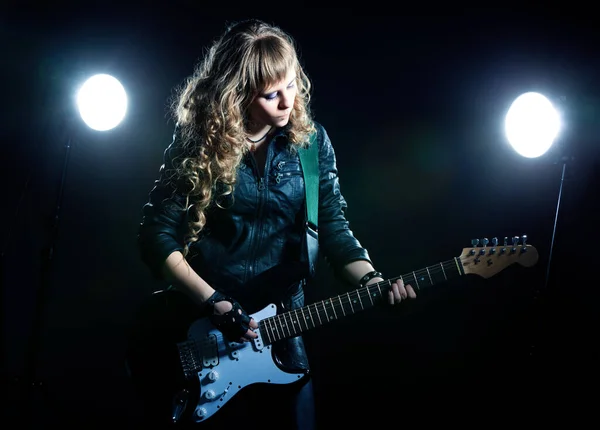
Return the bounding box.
[169,19,316,256]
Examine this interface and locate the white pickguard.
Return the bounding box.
[181,303,304,422]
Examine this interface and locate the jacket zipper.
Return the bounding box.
[244,147,272,282]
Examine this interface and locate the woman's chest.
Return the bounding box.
[231,151,306,216]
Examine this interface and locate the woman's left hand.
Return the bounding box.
[367,277,417,305]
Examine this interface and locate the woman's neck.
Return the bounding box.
[247,124,272,142]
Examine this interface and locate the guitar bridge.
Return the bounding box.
[177,340,202,380]
[177,334,219,379]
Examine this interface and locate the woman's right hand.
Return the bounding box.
[206,291,258,343]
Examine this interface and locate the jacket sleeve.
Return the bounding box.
[137,128,189,279]
[315,122,373,274]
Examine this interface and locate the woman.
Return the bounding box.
[135,18,416,429]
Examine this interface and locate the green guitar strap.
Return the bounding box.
[297,131,319,277]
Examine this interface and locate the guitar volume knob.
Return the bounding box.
[195,407,208,418]
[207,370,219,382]
[204,389,217,400]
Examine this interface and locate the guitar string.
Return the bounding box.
[258,248,529,343]
[193,257,463,370]
[259,258,462,343]
[196,249,528,348]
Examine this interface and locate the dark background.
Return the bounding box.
[1,5,599,428]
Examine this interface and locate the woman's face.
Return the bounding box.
[247,69,297,129]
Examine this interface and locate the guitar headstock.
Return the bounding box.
[459,235,539,278]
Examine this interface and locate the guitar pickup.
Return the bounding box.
[252,331,264,351]
[202,334,219,367]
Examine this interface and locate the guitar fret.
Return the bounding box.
[275,316,282,338]
[286,313,294,336]
[347,292,354,313]
[314,304,322,325]
[267,319,275,342]
[274,317,281,340]
[454,257,463,275]
[322,301,330,322]
[329,299,338,320]
[298,308,305,330]
[413,271,420,290]
[426,267,433,284]
[265,319,275,342]
[275,316,283,341]
[293,312,300,334]
[338,296,346,316]
[440,262,447,281]
[269,315,281,340]
[301,307,313,329]
[367,286,374,306]
[294,309,304,332]
[263,321,272,344]
[295,312,301,333]
[286,312,296,336]
[357,291,364,310]
[279,314,290,338]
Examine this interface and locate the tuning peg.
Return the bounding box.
[488,237,498,254]
[479,238,489,255]
[510,236,519,253]
[469,239,479,255]
[520,234,528,253]
[503,237,508,246]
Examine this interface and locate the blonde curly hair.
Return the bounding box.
[168,19,316,256]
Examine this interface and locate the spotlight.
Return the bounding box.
[505,91,561,158]
[76,73,127,131]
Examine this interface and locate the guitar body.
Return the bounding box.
[126,289,308,425]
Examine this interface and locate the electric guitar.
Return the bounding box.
[126,235,538,425]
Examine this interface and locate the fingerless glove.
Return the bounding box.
[205,290,253,341]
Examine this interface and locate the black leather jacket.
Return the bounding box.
[138,122,372,370]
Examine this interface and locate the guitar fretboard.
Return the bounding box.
[258,257,464,345]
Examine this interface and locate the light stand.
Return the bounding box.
[545,160,566,292]
[18,131,74,425]
[5,72,127,425]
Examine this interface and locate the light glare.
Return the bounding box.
[76,74,127,131]
[505,92,560,158]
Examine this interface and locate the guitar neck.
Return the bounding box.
[258,257,465,345]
